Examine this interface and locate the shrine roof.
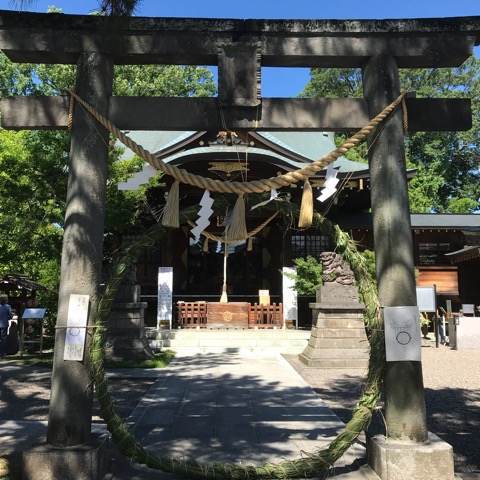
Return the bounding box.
[119,130,370,175]
[445,245,480,264]
[335,213,480,230]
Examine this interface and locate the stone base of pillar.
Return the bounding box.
[21,437,109,480]
[367,433,455,480]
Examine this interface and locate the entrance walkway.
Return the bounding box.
[129,352,366,468]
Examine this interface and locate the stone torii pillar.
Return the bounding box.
[22,52,114,480]
[363,55,453,480]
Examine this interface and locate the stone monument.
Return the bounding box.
[299,252,370,368]
[106,265,153,361]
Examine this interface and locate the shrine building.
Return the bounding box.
[118,129,480,328]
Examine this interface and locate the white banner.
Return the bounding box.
[157,267,173,330]
[64,294,90,361]
[384,306,422,362]
[282,267,298,329]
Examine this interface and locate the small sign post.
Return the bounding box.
[63,294,90,361]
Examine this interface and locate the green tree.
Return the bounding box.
[0,51,214,303]
[302,59,480,213]
[289,256,323,296]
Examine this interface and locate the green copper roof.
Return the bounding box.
[119,130,369,174]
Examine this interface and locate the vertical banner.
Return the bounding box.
[282,267,298,329]
[64,294,90,361]
[157,267,173,330]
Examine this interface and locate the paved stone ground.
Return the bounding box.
[286,339,480,476]
[2,342,479,479]
[0,354,371,480]
[127,352,366,468]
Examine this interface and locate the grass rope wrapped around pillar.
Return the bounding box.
[88,213,384,479]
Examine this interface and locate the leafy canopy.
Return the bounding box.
[0,50,215,300]
[302,59,480,213]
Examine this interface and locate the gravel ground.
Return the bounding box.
[286,340,480,475]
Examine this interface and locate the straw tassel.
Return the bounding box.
[161,181,180,228]
[247,237,253,252]
[227,194,248,241]
[298,179,313,228]
[202,237,209,253]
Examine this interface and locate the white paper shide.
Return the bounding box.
[317,165,340,203]
[64,294,90,361]
[190,190,214,245]
[384,306,422,362]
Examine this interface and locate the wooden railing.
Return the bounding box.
[176,301,283,329]
[248,303,283,329]
[176,301,208,328]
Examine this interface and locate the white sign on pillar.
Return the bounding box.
[384,306,422,362]
[282,267,298,329]
[157,267,173,330]
[64,294,90,361]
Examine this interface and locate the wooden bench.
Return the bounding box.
[248,303,283,329]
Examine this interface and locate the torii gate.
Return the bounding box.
[1,10,478,480]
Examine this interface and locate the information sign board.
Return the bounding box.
[64,294,90,361]
[22,308,47,319]
[416,285,437,313]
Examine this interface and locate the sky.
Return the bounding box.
[0,0,479,96]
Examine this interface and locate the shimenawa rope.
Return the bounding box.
[66,88,408,195]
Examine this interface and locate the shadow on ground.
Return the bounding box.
[304,369,480,474]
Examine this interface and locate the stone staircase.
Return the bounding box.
[145,328,310,355]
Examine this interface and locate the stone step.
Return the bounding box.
[311,327,367,339]
[315,318,366,329]
[146,329,311,354]
[298,355,370,369]
[306,337,370,349]
[301,347,370,359]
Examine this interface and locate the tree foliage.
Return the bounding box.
[302,59,480,213]
[289,256,323,296]
[0,49,215,302]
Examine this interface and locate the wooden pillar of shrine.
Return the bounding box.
[47,52,113,447]
[363,55,455,480]
[363,54,428,442]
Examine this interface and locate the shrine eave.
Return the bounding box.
[0,10,479,67]
[336,213,480,231]
[445,246,480,264]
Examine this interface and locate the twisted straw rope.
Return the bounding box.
[67,89,407,194]
[188,211,279,243]
[87,215,384,479]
